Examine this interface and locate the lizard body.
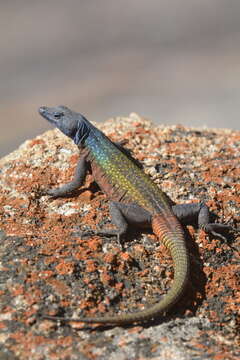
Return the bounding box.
[39,106,231,325]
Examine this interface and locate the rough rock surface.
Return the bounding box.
[0,113,239,360]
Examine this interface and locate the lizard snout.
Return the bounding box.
[39,106,47,115]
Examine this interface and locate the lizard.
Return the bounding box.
[38,105,232,325]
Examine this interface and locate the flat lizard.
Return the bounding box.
[39,105,232,325]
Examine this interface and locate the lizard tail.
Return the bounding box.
[43,214,189,325]
[150,214,189,311]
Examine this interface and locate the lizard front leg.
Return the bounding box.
[46,155,89,197]
[172,202,233,240]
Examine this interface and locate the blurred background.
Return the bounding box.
[1,0,240,157]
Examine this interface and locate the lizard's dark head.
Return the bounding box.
[39,105,91,145]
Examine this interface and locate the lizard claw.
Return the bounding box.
[35,188,52,197]
[202,223,235,242]
[38,188,56,197]
[81,228,124,247]
[45,188,60,197]
[44,188,70,197]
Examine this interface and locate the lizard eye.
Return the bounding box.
[53,112,64,119]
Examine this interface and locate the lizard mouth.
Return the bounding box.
[39,106,47,114]
[38,106,49,119]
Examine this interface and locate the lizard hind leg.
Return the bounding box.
[172,202,234,241]
[95,201,152,244]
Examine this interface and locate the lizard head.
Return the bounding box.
[39,105,91,146]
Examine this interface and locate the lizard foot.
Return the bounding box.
[202,223,236,242]
[81,228,124,247]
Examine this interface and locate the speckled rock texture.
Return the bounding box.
[0,113,239,360]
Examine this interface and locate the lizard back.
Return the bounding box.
[85,128,172,216]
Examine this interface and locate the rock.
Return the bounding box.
[0,114,239,359]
